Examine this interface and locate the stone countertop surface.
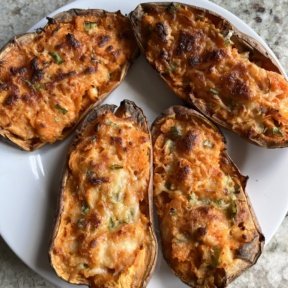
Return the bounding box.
[0,0,288,287]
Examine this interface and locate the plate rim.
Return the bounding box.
[1,0,288,287]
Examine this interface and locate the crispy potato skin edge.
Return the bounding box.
[151,105,265,287]
[129,2,288,148]
[49,100,157,287]
[0,9,139,151]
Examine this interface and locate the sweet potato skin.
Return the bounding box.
[0,9,138,151]
[152,105,264,287]
[130,2,288,148]
[49,100,157,288]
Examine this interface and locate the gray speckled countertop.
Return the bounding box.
[0,0,288,287]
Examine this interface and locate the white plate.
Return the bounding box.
[0,0,288,287]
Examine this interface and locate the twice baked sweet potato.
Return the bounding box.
[130,2,288,147]
[152,105,264,287]
[0,9,138,151]
[49,100,157,287]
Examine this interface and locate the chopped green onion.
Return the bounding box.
[23,79,44,92]
[86,169,93,178]
[196,13,205,20]
[188,193,199,205]
[130,208,135,219]
[125,208,135,223]
[224,30,234,46]
[272,126,283,136]
[114,191,121,202]
[165,181,175,190]
[202,198,211,205]
[214,199,229,208]
[175,233,188,243]
[110,164,123,170]
[210,246,221,268]
[257,123,267,133]
[105,120,118,127]
[78,263,89,269]
[49,51,63,64]
[227,201,237,219]
[111,188,122,203]
[84,21,97,32]
[169,126,181,138]
[224,175,235,194]
[81,203,90,215]
[167,3,181,14]
[23,79,34,88]
[209,88,219,95]
[164,139,175,153]
[33,82,44,91]
[167,62,178,73]
[77,218,86,229]
[108,217,116,230]
[55,103,68,114]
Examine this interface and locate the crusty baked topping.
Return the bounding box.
[0,10,137,149]
[132,3,288,147]
[153,106,264,287]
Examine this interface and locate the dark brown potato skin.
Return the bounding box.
[130,2,288,148]
[0,9,138,151]
[152,105,264,287]
[49,100,157,288]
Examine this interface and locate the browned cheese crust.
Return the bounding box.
[49,100,157,288]
[152,106,264,288]
[0,9,138,150]
[130,2,288,147]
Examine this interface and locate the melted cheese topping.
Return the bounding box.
[0,11,137,149]
[153,108,263,287]
[51,110,155,287]
[137,3,288,147]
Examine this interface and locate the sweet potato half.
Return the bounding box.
[0,9,138,150]
[152,105,264,287]
[49,100,157,288]
[130,2,288,147]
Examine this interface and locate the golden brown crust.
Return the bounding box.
[0,9,138,151]
[49,100,157,288]
[130,2,288,148]
[152,105,264,287]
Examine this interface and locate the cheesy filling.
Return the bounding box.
[0,12,137,145]
[153,112,262,286]
[139,3,288,145]
[51,111,152,286]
